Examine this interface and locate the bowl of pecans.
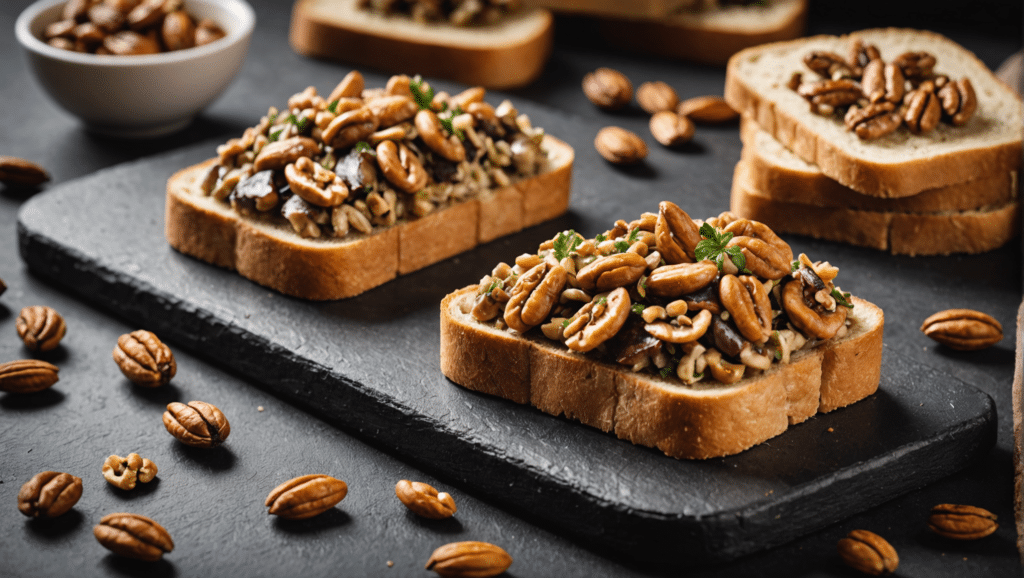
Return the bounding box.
[15,0,255,138]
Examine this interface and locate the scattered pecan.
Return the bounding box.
[719,274,772,344]
[94,513,174,561]
[0,156,50,186]
[797,79,861,115]
[649,111,694,147]
[265,474,348,519]
[860,59,905,104]
[920,309,1002,350]
[16,305,67,353]
[253,137,319,172]
[844,102,901,140]
[163,400,231,448]
[102,453,158,490]
[636,81,679,114]
[903,82,942,135]
[928,504,998,540]
[676,96,738,124]
[937,78,977,126]
[837,529,898,575]
[0,359,60,393]
[804,51,856,79]
[582,68,633,111]
[594,127,647,165]
[17,471,83,518]
[782,280,847,340]
[564,288,631,352]
[645,262,718,298]
[425,541,512,578]
[395,480,457,519]
[893,51,937,81]
[644,309,712,343]
[848,37,881,70]
[112,329,176,387]
[654,201,701,264]
[575,253,646,293]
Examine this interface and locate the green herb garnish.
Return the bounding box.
[774,349,782,361]
[631,304,645,315]
[831,288,854,309]
[438,114,466,141]
[561,319,571,328]
[268,127,284,143]
[660,365,675,378]
[595,233,607,243]
[613,228,641,253]
[485,278,505,295]
[327,99,339,114]
[791,260,801,272]
[354,141,376,156]
[553,230,583,261]
[597,297,608,305]
[693,371,704,379]
[695,223,748,272]
[409,75,434,110]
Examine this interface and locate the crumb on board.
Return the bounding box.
[387,561,394,568]
[827,427,834,432]
[257,406,264,412]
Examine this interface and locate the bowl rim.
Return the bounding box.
[15,0,256,67]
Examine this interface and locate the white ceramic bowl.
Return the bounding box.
[16,0,255,138]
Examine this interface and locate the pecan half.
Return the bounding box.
[504,263,567,332]
[395,480,457,519]
[920,309,1002,350]
[804,51,856,79]
[102,453,158,490]
[425,541,512,578]
[594,126,647,165]
[0,156,50,186]
[564,288,631,352]
[265,474,348,519]
[366,95,417,128]
[18,471,83,518]
[937,78,977,126]
[644,309,712,343]
[582,68,633,111]
[285,157,349,207]
[894,51,936,81]
[323,108,379,150]
[837,529,898,575]
[676,96,738,124]
[848,37,881,70]
[16,305,67,353]
[94,513,174,561]
[723,219,793,280]
[645,262,718,298]
[860,59,905,104]
[161,10,195,51]
[636,81,679,114]
[416,109,466,162]
[575,253,646,293]
[0,359,60,393]
[797,79,861,115]
[844,102,900,140]
[782,280,847,339]
[253,137,319,172]
[113,329,176,387]
[903,83,941,135]
[327,71,365,103]
[719,275,772,344]
[162,401,231,448]
[927,504,998,540]
[654,201,701,264]
[376,140,428,194]
[649,111,694,147]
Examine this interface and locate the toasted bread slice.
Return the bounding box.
[165,136,573,300]
[725,28,1023,198]
[740,117,1019,213]
[730,160,1021,255]
[440,286,884,460]
[289,0,553,89]
[523,0,694,19]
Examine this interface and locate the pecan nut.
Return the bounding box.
[564,288,631,352]
[415,110,466,162]
[805,51,857,79]
[504,263,567,332]
[636,81,679,114]
[844,102,901,140]
[16,305,67,353]
[113,329,176,387]
[17,471,83,518]
[323,108,379,150]
[649,111,694,147]
[162,401,231,448]
[723,219,794,280]
[395,480,457,519]
[594,126,647,165]
[894,51,936,81]
[425,541,512,578]
[253,137,319,172]
[848,37,881,70]
[645,262,718,298]
[654,201,702,264]
[582,68,633,111]
[94,513,174,561]
[903,83,941,135]
[937,78,977,126]
[719,274,772,344]
[575,253,646,293]
[837,529,898,575]
[366,95,418,128]
[161,10,195,51]
[860,59,905,104]
[797,79,861,115]
[920,309,1002,350]
[327,70,365,103]
[376,140,428,194]
[927,504,998,540]
[644,309,712,343]
[676,96,738,124]
[0,359,60,393]
[103,30,160,55]
[265,474,348,519]
[285,157,349,207]
[0,156,50,186]
[103,453,158,490]
[782,280,847,339]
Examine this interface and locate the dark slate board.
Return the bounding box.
[16,99,997,567]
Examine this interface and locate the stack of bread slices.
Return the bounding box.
[724,28,1022,256]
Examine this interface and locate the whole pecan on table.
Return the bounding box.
[425,541,513,578]
[17,471,83,518]
[920,309,1003,350]
[395,480,457,519]
[94,512,174,561]
[113,330,176,387]
[676,96,739,124]
[582,68,633,111]
[0,359,60,393]
[0,156,50,187]
[636,81,679,115]
[162,400,230,448]
[594,126,648,165]
[649,111,695,147]
[16,306,67,353]
[837,529,899,575]
[102,453,158,490]
[265,474,348,519]
[927,504,998,540]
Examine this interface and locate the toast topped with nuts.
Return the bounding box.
[725,28,1023,198]
[440,203,884,459]
[166,71,574,300]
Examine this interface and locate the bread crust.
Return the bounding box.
[289,0,553,89]
[730,162,1021,256]
[165,136,574,300]
[440,286,884,460]
[725,28,1024,198]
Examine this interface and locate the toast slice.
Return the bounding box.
[441,286,884,460]
[740,117,1019,213]
[594,0,807,66]
[730,160,1021,255]
[725,28,1023,198]
[289,0,553,89]
[166,135,573,300]
[522,0,695,19]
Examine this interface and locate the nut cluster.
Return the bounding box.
[471,202,854,387]
[583,67,737,163]
[357,0,521,26]
[43,0,226,56]
[792,37,977,140]
[203,71,549,239]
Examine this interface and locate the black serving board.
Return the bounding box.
[16,99,998,568]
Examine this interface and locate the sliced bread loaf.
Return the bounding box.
[725,28,1023,198]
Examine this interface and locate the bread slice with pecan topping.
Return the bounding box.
[725,28,1023,198]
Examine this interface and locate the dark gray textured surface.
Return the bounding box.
[1,0,1022,576]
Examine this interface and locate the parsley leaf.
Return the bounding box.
[268,127,283,143]
[831,288,855,309]
[327,99,339,114]
[631,304,644,315]
[695,224,748,272]
[597,297,608,305]
[409,75,434,110]
[595,233,607,244]
[353,141,376,156]
[613,229,640,253]
[438,114,465,141]
[791,260,801,272]
[561,319,571,328]
[660,365,675,378]
[774,349,782,361]
[485,278,505,294]
[553,230,583,261]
